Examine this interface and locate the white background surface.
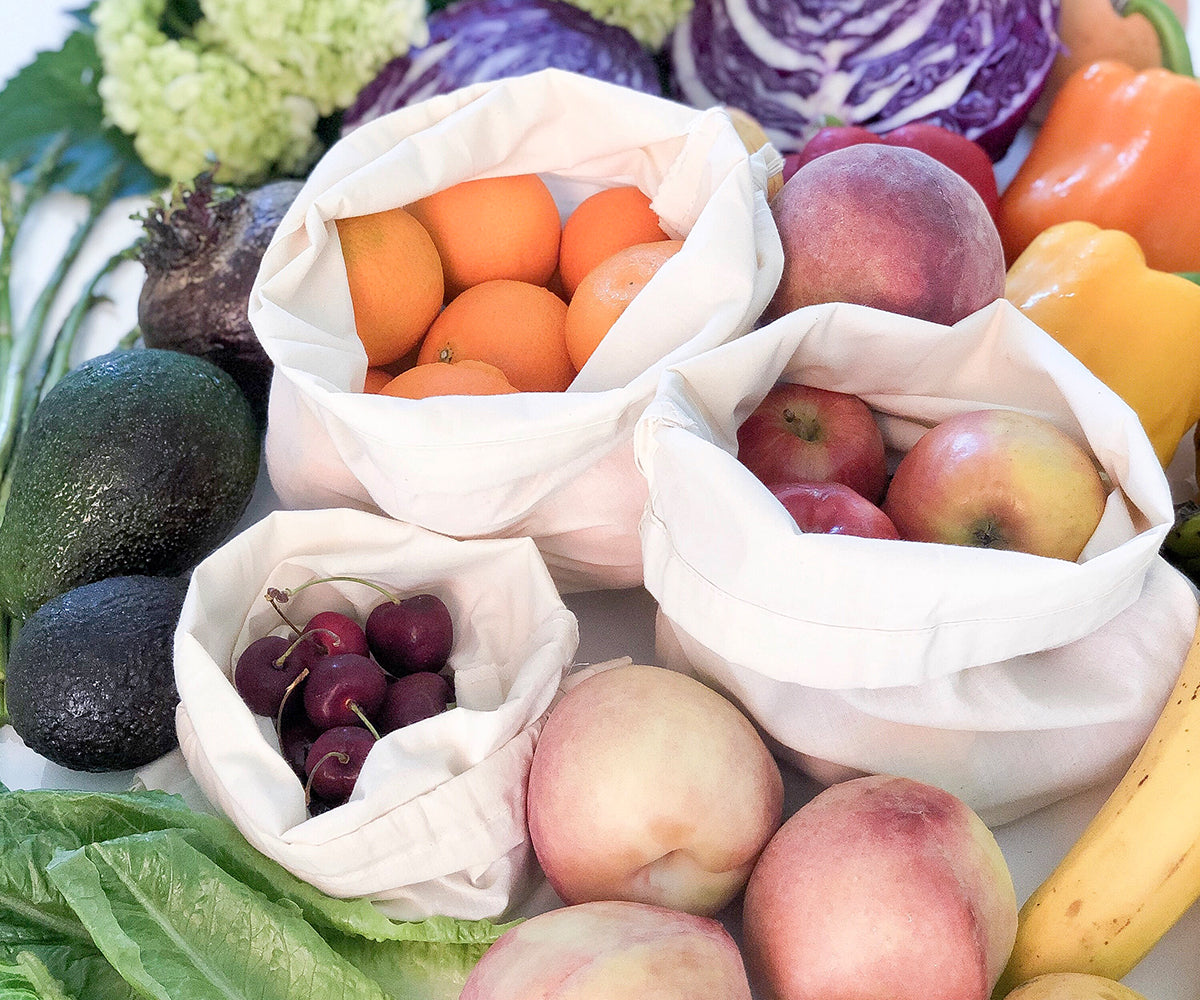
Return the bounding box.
[2,4,1200,997]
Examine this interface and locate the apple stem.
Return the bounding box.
[783,407,822,443]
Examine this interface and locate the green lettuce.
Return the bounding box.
[0,786,511,1000]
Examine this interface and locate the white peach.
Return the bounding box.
[460,900,753,999]
[527,663,784,917]
[742,773,1018,1000]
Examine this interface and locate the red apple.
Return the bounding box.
[737,383,888,503]
[882,409,1109,561]
[772,481,900,539]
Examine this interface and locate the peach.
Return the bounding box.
[766,143,1006,326]
[742,774,1018,1000]
[460,900,753,999]
[526,663,784,917]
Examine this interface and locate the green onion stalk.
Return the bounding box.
[0,139,136,724]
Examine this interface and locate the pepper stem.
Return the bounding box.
[1121,0,1195,76]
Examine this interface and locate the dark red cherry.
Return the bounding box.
[377,672,454,734]
[233,633,324,717]
[303,652,388,729]
[304,610,369,656]
[365,593,453,677]
[304,726,376,803]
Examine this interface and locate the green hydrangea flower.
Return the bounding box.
[91,0,428,184]
[564,0,693,48]
[201,0,429,117]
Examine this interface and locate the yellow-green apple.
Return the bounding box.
[460,900,753,1000]
[1003,973,1147,1000]
[737,382,888,503]
[766,144,1005,326]
[881,409,1108,561]
[772,481,899,539]
[742,774,1018,1000]
[526,663,783,917]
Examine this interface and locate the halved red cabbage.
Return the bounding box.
[669,0,1061,159]
[342,0,663,133]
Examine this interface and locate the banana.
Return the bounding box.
[996,614,1200,994]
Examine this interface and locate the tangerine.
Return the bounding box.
[559,186,669,299]
[336,206,444,367]
[563,239,685,371]
[417,278,574,393]
[407,174,562,299]
[379,359,519,399]
[362,367,396,393]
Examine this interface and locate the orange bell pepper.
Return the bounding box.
[998,59,1200,274]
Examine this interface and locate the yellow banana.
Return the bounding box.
[996,614,1200,994]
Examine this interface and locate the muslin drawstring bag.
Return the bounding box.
[634,299,1198,824]
[250,69,783,593]
[174,507,579,919]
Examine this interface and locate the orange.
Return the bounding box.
[563,239,685,371]
[417,278,574,393]
[336,206,444,367]
[379,360,518,398]
[362,366,396,393]
[407,174,562,299]
[558,186,669,299]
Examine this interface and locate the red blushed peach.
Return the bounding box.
[526,663,784,917]
[460,900,753,999]
[742,774,1017,1000]
[766,143,1006,326]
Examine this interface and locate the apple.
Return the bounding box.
[772,481,899,539]
[526,663,784,917]
[882,409,1108,561]
[1004,973,1148,1000]
[737,382,889,503]
[742,774,1018,1000]
[766,143,1005,326]
[460,900,753,1000]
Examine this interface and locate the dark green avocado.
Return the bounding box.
[0,347,259,621]
[5,574,190,772]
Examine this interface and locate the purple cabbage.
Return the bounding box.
[669,0,1061,160]
[342,0,663,133]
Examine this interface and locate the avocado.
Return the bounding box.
[5,575,190,772]
[0,348,259,621]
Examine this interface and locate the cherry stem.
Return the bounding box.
[264,589,304,634]
[272,575,401,605]
[303,749,350,807]
[274,630,326,667]
[349,702,381,740]
[274,666,311,739]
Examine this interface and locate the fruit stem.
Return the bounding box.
[303,749,350,807]
[782,407,822,443]
[271,576,401,605]
[275,631,319,667]
[273,666,310,738]
[349,702,381,740]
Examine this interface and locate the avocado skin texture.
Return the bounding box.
[0,348,259,621]
[6,574,190,772]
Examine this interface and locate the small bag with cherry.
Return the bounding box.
[633,298,1199,825]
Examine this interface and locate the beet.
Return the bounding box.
[136,173,303,428]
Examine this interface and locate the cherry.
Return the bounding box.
[377,671,455,734]
[233,633,324,717]
[278,708,324,782]
[304,610,369,656]
[303,652,388,731]
[304,726,376,804]
[366,593,453,676]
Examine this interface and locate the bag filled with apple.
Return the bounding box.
[633,297,1199,825]
[169,506,580,920]
[248,69,782,595]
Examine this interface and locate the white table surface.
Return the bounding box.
[2,5,1200,998]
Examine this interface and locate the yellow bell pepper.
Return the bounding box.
[1005,220,1200,468]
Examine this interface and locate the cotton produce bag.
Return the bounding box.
[249,69,782,593]
[634,299,1199,824]
[173,507,579,919]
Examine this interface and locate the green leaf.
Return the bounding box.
[0,950,77,1000]
[0,29,165,198]
[328,928,496,1000]
[0,943,137,1000]
[45,830,396,1000]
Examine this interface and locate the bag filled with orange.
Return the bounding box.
[250,69,782,591]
